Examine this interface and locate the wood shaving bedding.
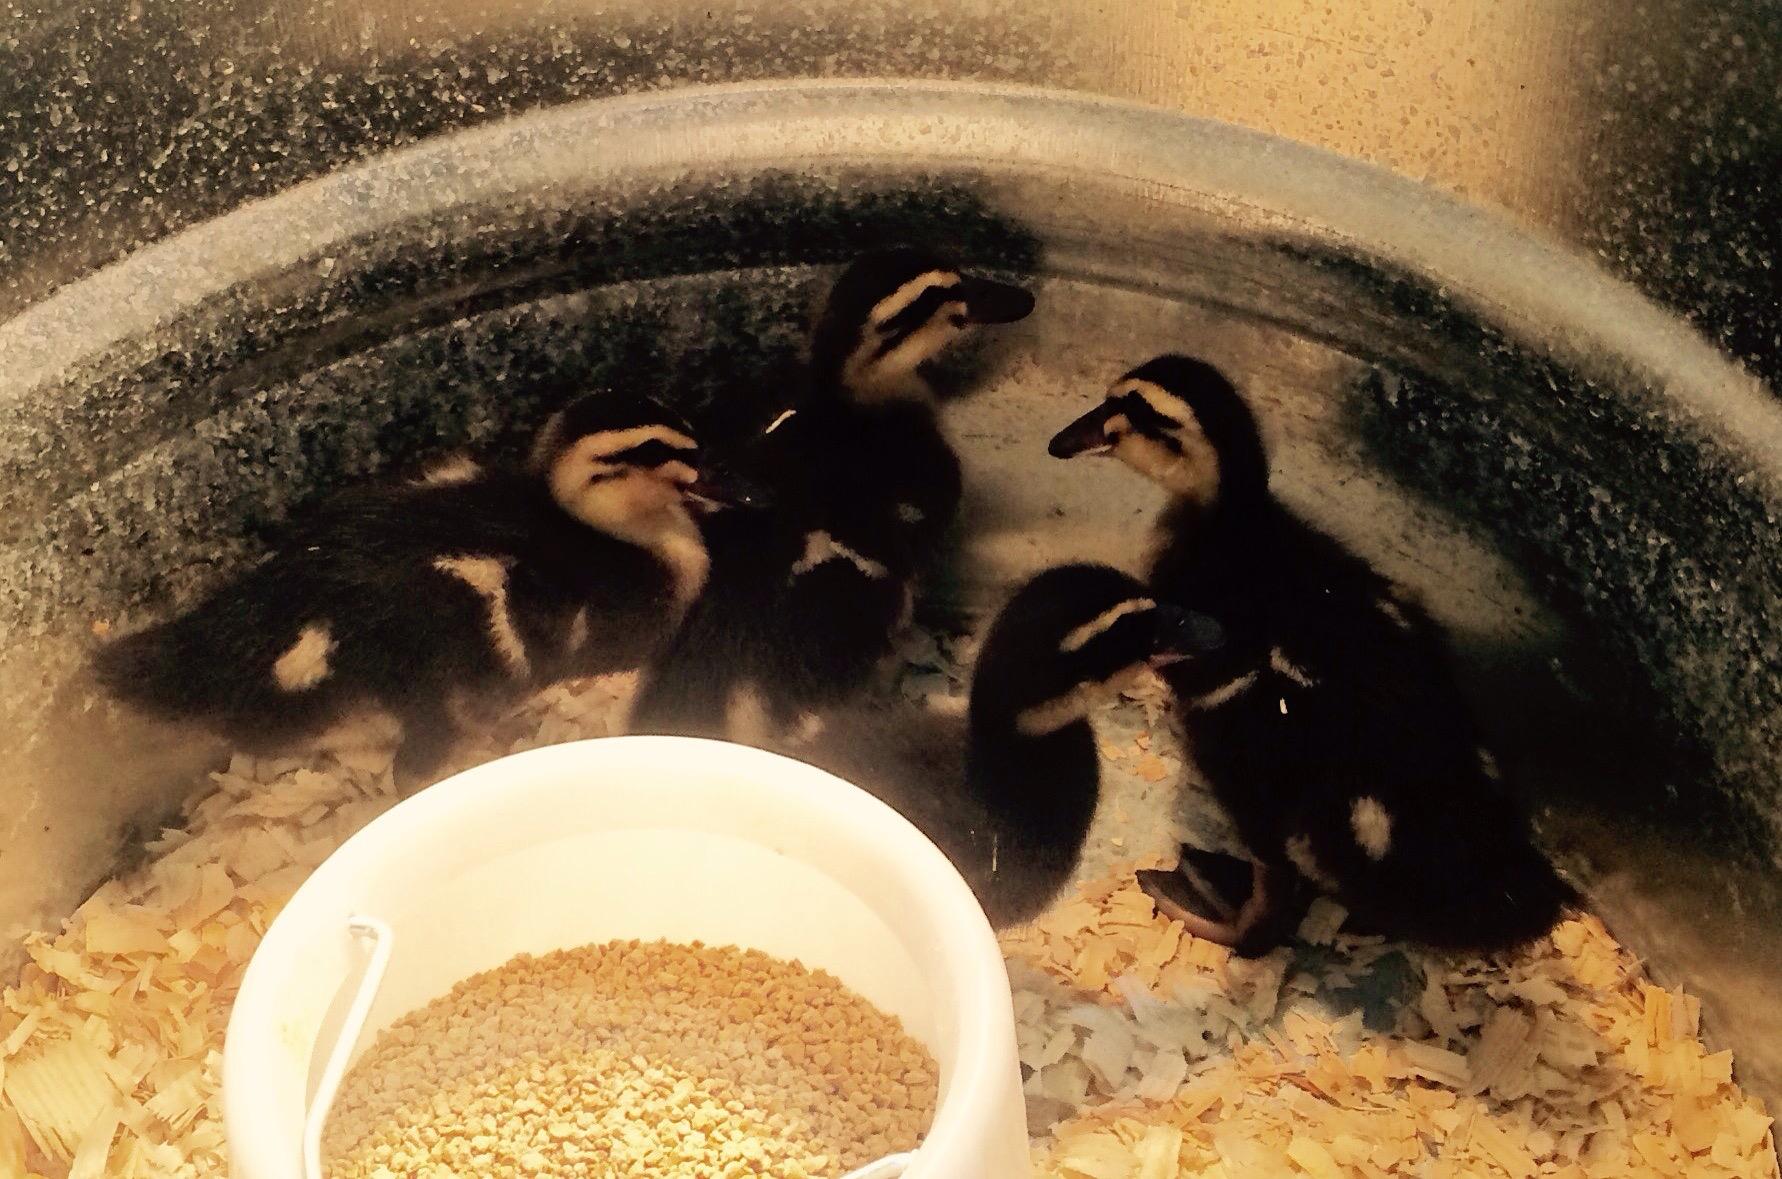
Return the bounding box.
[1,635,1775,1177]
[1011,872,1778,1179]
[0,677,634,1177]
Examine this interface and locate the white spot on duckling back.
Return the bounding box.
[1376,594,1414,630]
[724,682,771,746]
[433,556,530,678]
[414,455,482,487]
[1269,647,1316,687]
[1186,671,1258,711]
[311,708,402,755]
[894,502,925,524]
[564,607,590,654]
[1477,747,1502,780]
[788,713,826,748]
[655,532,711,611]
[1059,597,1155,653]
[272,623,335,691]
[789,530,889,581]
[1350,796,1393,860]
[1285,834,1340,891]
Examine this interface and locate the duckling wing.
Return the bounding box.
[1287,768,1576,953]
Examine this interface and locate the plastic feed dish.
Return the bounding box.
[222,736,1031,1179]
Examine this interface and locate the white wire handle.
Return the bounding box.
[840,1151,917,1179]
[295,917,918,1179]
[302,915,395,1179]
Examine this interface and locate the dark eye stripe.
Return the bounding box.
[611,440,697,468]
[872,284,963,356]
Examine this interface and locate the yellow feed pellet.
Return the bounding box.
[324,939,939,1178]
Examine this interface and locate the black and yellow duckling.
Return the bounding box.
[770,563,1225,927]
[95,387,755,783]
[1048,355,1577,956]
[628,248,1034,742]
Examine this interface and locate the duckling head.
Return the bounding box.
[812,247,1034,402]
[1047,355,1269,515]
[530,391,761,597]
[971,563,1225,738]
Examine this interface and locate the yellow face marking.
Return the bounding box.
[1015,664,1150,736]
[1186,671,1257,710]
[1269,647,1316,688]
[582,424,698,457]
[1111,421,1221,508]
[1059,597,1155,653]
[867,270,960,327]
[1117,378,1194,424]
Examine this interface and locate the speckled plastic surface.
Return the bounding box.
[1,82,1779,1112]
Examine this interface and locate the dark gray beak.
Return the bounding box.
[1047,400,1121,458]
[1149,605,1225,665]
[959,276,1035,325]
[685,465,772,513]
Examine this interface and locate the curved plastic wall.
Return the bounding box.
[2,1,1779,1120]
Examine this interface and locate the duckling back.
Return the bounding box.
[1290,753,1580,953]
[94,559,347,749]
[628,398,961,741]
[95,427,704,780]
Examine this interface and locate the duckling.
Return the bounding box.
[1048,355,1577,956]
[769,563,1225,927]
[628,248,1034,741]
[95,387,752,783]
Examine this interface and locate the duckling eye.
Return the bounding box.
[948,312,968,327]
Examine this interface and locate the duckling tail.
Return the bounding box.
[1383,842,1581,954]
[93,572,297,728]
[94,611,230,718]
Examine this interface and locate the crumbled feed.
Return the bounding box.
[325,939,938,1178]
[1,632,1776,1177]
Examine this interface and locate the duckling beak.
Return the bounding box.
[1047,401,1120,458]
[1149,605,1225,665]
[959,276,1035,325]
[684,466,772,513]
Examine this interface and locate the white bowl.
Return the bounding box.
[223,735,1031,1178]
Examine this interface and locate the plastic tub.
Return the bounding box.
[222,735,1030,1179]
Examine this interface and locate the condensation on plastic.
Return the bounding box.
[1,78,1780,1118]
